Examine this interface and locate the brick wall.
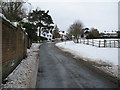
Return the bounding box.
[2,18,27,80]
[0,16,2,84]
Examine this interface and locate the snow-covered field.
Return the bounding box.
[56,41,119,78]
[2,43,41,88]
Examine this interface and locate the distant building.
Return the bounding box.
[59,31,67,40]
[100,31,118,37]
[41,31,53,41]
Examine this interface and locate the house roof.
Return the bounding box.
[59,31,66,35]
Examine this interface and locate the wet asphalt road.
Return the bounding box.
[36,42,118,88]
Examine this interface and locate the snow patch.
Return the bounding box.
[56,41,119,78]
[11,22,19,27]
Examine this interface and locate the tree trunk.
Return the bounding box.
[76,35,79,43]
[76,38,79,43]
[39,27,41,42]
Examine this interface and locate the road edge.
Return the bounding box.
[55,45,120,87]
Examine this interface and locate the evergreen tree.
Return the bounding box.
[86,28,100,39]
[23,22,38,42]
[28,9,54,41]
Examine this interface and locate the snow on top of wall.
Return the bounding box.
[0,13,11,23]
[0,13,18,27]
[11,22,19,27]
[56,41,118,65]
[25,32,28,35]
[0,13,3,17]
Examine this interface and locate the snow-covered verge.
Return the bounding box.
[1,43,41,88]
[56,41,119,79]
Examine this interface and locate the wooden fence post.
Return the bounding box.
[99,40,101,47]
[114,41,115,48]
[104,40,106,47]
[92,39,94,46]
[109,40,111,48]
[87,39,89,45]
[83,39,85,44]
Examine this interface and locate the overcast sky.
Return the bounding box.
[28,0,119,32]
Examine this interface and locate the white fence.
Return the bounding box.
[74,39,120,48]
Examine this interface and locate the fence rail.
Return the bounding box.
[74,39,120,48]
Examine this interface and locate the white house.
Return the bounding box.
[41,31,53,41]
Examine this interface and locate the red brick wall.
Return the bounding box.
[2,18,27,80]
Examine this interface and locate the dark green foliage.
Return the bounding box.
[23,9,54,42]
[28,9,54,38]
[86,28,100,39]
[23,22,38,42]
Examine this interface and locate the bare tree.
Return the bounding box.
[0,0,27,22]
[68,20,83,43]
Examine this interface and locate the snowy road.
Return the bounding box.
[36,42,118,88]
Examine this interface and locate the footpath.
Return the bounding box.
[2,43,40,88]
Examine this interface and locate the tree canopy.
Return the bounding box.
[28,9,54,39]
[0,0,26,22]
[86,28,100,39]
[22,9,54,42]
[23,22,38,42]
[68,20,83,43]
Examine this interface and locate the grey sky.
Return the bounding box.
[28,0,118,32]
